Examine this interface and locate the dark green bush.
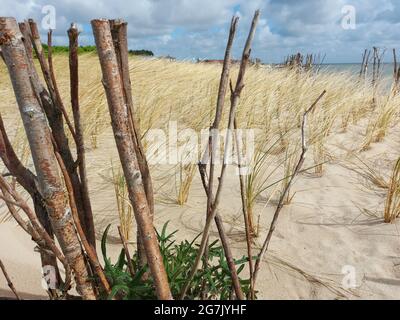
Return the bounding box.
[128,49,154,56]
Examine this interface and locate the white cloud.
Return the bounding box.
[1,0,399,62]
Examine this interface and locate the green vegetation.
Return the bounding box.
[101,222,252,300]
[42,43,97,54]
[40,44,154,56]
[128,49,154,56]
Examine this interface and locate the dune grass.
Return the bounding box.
[384,158,400,223]
[0,54,398,224]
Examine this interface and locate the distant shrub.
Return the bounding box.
[38,45,154,57]
[128,49,154,57]
[40,44,96,55]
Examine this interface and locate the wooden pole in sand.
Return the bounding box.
[0,17,96,300]
[91,19,172,300]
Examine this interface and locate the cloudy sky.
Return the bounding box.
[1,0,399,63]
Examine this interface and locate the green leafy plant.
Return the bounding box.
[101,222,253,300]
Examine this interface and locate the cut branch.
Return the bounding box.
[0,17,95,299]
[180,10,260,300]
[0,175,72,294]
[252,90,327,289]
[109,19,154,272]
[67,23,96,248]
[91,19,172,300]
[53,144,110,295]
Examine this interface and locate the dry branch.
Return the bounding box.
[53,144,110,294]
[109,19,154,272]
[0,259,21,300]
[180,10,260,300]
[233,118,255,299]
[91,19,172,300]
[0,17,95,299]
[0,114,62,293]
[0,175,72,294]
[252,90,327,289]
[198,16,243,300]
[67,23,96,248]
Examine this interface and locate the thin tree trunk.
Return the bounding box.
[91,19,172,300]
[53,146,110,294]
[0,17,96,300]
[27,21,95,247]
[0,175,72,294]
[109,19,154,272]
[67,23,96,248]
[197,16,245,300]
[0,114,62,295]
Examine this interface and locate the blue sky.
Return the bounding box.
[2,0,400,63]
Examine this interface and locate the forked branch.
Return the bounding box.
[252,90,327,288]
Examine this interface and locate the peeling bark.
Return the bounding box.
[92,19,172,300]
[0,17,96,300]
[109,19,154,273]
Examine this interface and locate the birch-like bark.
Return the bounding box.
[0,174,72,294]
[0,114,62,294]
[92,19,172,300]
[109,19,154,272]
[0,17,95,300]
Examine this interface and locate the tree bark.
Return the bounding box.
[0,17,96,300]
[109,19,154,272]
[27,20,96,248]
[91,19,172,300]
[0,114,62,293]
[67,23,96,248]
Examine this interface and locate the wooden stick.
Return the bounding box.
[180,10,260,300]
[0,17,95,299]
[360,49,367,78]
[0,176,72,294]
[0,259,21,300]
[233,118,255,299]
[53,143,111,295]
[18,21,33,61]
[67,23,96,248]
[27,20,92,245]
[252,90,327,289]
[109,19,154,273]
[46,28,78,142]
[199,16,243,300]
[91,19,172,300]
